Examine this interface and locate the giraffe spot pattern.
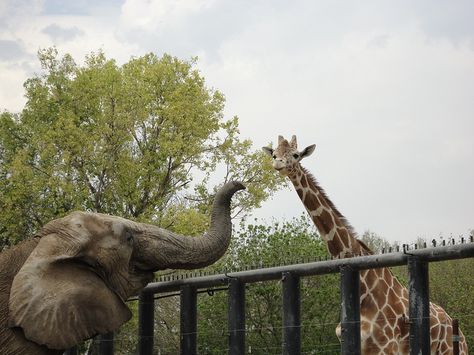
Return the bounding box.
[318,209,335,234]
[300,175,308,188]
[296,188,304,200]
[304,192,319,213]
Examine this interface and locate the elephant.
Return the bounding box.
[0,181,245,355]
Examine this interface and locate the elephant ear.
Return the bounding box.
[8,233,132,350]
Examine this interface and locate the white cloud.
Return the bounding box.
[0,0,43,18]
[0,62,32,111]
[120,0,216,31]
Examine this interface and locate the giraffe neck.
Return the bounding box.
[288,165,370,258]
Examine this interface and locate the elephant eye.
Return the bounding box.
[125,231,134,244]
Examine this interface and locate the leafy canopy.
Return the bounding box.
[0,48,285,244]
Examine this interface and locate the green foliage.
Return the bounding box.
[429,258,474,352]
[0,48,285,244]
[360,230,396,254]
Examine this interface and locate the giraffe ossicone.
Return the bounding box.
[263,135,468,354]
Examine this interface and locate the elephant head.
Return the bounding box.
[7,181,245,351]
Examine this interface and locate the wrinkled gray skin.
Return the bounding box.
[0,181,245,355]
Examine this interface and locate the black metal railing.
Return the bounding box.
[67,241,474,355]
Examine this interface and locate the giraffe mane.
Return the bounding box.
[300,165,374,255]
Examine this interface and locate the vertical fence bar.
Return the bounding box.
[138,292,155,355]
[228,279,245,355]
[99,332,114,355]
[453,319,460,355]
[180,285,197,355]
[282,272,301,355]
[340,265,361,355]
[408,256,430,355]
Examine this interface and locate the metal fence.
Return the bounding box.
[66,240,474,355]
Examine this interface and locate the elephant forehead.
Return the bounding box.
[111,220,125,236]
[73,213,119,236]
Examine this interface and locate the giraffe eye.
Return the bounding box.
[293,153,299,159]
[272,154,277,159]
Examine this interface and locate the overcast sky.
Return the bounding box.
[1,0,473,243]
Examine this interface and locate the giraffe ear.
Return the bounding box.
[278,135,285,144]
[300,144,316,158]
[290,135,297,148]
[262,146,274,156]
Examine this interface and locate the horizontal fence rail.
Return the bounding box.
[66,241,474,355]
[143,242,474,294]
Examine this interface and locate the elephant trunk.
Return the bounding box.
[132,181,245,270]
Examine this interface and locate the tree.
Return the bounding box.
[0,48,285,244]
[360,230,396,253]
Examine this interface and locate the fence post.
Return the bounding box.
[340,265,361,355]
[228,278,245,355]
[138,292,155,355]
[408,256,430,355]
[282,272,301,355]
[453,319,459,355]
[180,285,197,355]
[99,332,114,355]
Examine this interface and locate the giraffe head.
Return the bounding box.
[262,135,316,176]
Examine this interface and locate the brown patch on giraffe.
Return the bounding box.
[362,269,378,287]
[304,193,320,213]
[387,287,398,304]
[440,340,448,353]
[383,304,397,325]
[288,171,298,181]
[363,335,378,354]
[383,269,395,288]
[371,280,389,309]
[326,239,341,256]
[378,278,389,292]
[362,298,379,321]
[318,209,335,233]
[300,175,308,188]
[373,324,389,346]
[296,188,304,200]
[314,190,331,209]
[332,232,347,253]
[383,324,394,339]
[431,322,441,341]
[447,320,453,335]
[391,294,406,310]
[336,228,353,252]
[312,217,327,237]
[437,309,448,324]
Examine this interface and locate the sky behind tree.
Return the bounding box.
[1,0,473,242]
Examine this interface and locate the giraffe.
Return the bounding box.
[263,135,468,354]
